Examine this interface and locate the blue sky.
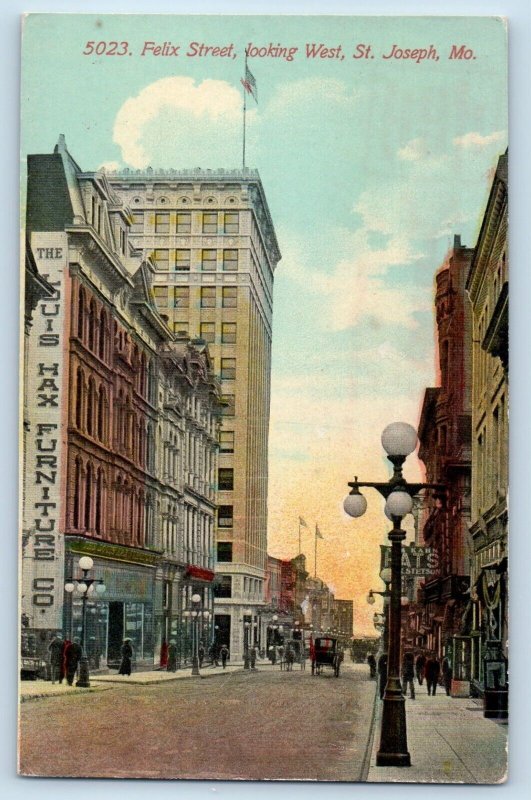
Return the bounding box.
[21,13,507,633]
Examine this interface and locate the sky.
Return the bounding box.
[21,13,507,635]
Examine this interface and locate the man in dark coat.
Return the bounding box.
[48,634,63,684]
[415,653,426,685]
[167,640,177,672]
[378,653,388,699]
[198,643,205,668]
[219,643,229,669]
[367,653,376,679]
[441,656,452,696]
[401,651,415,699]
[65,638,83,686]
[425,654,441,696]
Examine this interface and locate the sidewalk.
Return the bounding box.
[367,681,508,784]
[20,661,277,698]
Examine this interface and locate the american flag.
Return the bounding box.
[316,525,324,540]
[241,63,257,103]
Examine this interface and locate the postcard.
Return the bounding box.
[19,13,508,783]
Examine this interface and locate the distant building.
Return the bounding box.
[465,151,508,696]
[417,235,474,691]
[332,599,354,638]
[109,167,281,661]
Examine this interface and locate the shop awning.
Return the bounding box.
[185,566,215,582]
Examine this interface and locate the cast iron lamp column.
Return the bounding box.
[344,421,429,768]
[64,555,106,688]
[190,593,202,676]
[243,610,252,669]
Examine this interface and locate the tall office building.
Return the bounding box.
[109,169,281,659]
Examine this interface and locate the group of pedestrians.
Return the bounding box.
[48,634,83,686]
[368,649,453,699]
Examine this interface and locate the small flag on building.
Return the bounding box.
[299,516,308,528]
[316,525,324,540]
[241,62,258,103]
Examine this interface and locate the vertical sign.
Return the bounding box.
[22,232,67,631]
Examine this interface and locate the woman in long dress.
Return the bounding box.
[118,638,133,675]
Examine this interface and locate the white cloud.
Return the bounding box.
[98,160,121,172]
[113,77,244,168]
[398,138,431,161]
[453,130,505,149]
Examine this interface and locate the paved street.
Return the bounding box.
[19,663,376,781]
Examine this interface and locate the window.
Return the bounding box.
[155,213,170,233]
[203,212,218,234]
[221,395,235,416]
[222,323,236,344]
[221,358,236,380]
[223,249,238,271]
[175,249,191,272]
[153,249,169,270]
[174,286,189,308]
[153,286,168,308]
[131,212,144,233]
[217,541,233,561]
[201,287,216,308]
[173,321,189,337]
[222,287,238,308]
[223,212,239,234]
[176,212,191,234]
[218,468,234,491]
[199,322,215,344]
[201,250,217,271]
[213,576,232,598]
[219,430,234,453]
[218,507,234,529]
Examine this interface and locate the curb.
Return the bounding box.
[20,685,114,703]
[360,679,379,781]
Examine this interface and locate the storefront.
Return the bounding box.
[64,540,159,669]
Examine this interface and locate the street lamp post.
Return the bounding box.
[187,593,202,676]
[344,422,442,768]
[367,567,392,654]
[243,609,252,669]
[64,555,106,688]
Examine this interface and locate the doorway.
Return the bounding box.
[108,601,124,666]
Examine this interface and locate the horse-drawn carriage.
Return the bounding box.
[310,635,343,677]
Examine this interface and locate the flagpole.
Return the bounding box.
[242,51,247,169]
[314,525,318,578]
[298,520,301,555]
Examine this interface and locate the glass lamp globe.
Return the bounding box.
[343,491,367,518]
[272,614,278,622]
[78,556,94,571]
[76,582,88,594]
[366,592,376,605]
[380,568,392,585]
[191,593,201,603]
[381,422,418,457]
[96,583,106,594]
[191,610,198,618]
[87,584,95,594]
[385,490,413,518]
[64,582,75,593]
[400,596,410,606]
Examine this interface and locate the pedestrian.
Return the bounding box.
[367,653,376,679]
[442,655,453,696]
[278,644,285,670]
[209,642,219,667]
[60,638,71,684]
[269,646,277,665]
[300,646,306,671]
[250,645,257,670]
[118,638,133,676]
[198,642,205,668]
[220,643,229,669]
[65,637,83,686]
[401,650,415,699]
[48,633,63,684]
[167,640,177,672]
[425,653,441,696]
[378,653,388,699]
[415,652,426,685]
[160,639,169,670]
[285,646,295,672]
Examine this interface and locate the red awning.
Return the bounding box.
[185,566,215,582]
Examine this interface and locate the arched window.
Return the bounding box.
[87,379,95,436]
[84,462,93,531]
[98,310,106,361]
[77,287,85,340]
[115,475,123,535]
[137,492,144,545]
[95,468,103,535]
[73,458,81,528]
[140,353,147,396]
[123,480,130,542]
[97,385,106,441]
[75,368,84,430]
[88,299,96,351]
